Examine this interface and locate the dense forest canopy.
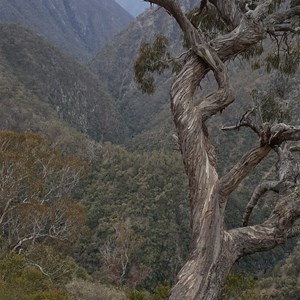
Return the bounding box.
[1,0,300,299]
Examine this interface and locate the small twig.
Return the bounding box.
[221,107,260,135]
[27,263,53,281]
[158,49,191,64]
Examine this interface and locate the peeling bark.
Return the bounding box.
[142,0,300,299]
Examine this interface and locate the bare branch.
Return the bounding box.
[272,23,300,33]
[270,124,300,144]
[230,184,300,257]
[159,49,191,64]
[242,180,280,226]
[229,141,300,227]
[290,145,300,152]
[221,107,261,136]
[27,262,53,280]
[219,145,271,198]
[265,6,300,32]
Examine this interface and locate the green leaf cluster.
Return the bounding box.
[0,252,69,300]
[251,90,291,123]
[265,47,300,75]
[222,274,261,300]
[134,35,170,94]
[186,5,228,40]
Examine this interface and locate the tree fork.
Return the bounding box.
[140,1,300,299]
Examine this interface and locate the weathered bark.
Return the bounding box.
[143,1,300,299]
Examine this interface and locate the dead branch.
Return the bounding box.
[242,180,280,226]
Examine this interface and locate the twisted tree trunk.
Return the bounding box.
[168,53,270,300]
[142,0,300,299]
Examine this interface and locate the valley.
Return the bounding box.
[0,1,300,300]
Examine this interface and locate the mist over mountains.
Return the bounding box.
[0,0,299,298]
[0,0,133,60]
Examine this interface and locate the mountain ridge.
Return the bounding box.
[0,0,133,60]
[0,23,127,143]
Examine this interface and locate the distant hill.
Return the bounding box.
[90,0,196,138]
[0,24,127,143]
[115,0,150,16]
[90,0,300,149]
[0,0,133,61]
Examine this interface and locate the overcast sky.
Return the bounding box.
[116,0,150,16]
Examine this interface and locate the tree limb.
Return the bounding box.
[290,145,300,152]
[270,124,300,144]
[230,185,300,257]
[221,107,261,136]
[27,263,53,280]
[242,180,280,226]
[265,6,300,29]
[219,145,271,198]
[208,0,244,29]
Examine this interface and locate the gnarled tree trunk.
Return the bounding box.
[143,0,300,299]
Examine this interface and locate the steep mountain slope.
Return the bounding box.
[91,0,300,148]
[90,0,196,137]
[0,0,133,60]
[0,24,126,142]
[116,0,150,16]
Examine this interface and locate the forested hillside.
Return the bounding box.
[0,0,300,299]
[0,23,127,143]
[76,143,190,290]
[0,0,133,60]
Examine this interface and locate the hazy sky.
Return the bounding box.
[116,0,150,16]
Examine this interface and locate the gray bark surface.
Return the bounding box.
[144,1,300,299]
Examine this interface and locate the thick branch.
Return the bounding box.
[270,124,300,144]
[266,6,300,31]
[242,180,280,226]
[144,0,195,36]
[232,142,300,253]
[230,186,300,257]
[273,23,300,33]
[290,145,300,152]
[219,145,271,198]
[220,123,300,200]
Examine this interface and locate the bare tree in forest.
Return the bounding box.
[135,0,300,299]
[0,131,85,253]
